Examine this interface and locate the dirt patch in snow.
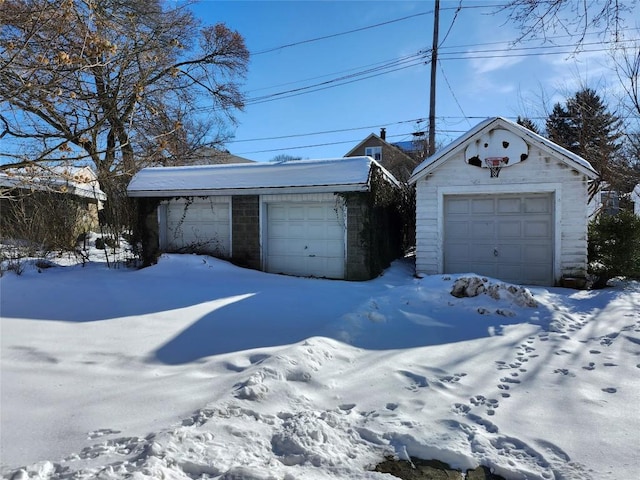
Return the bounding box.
[374,457,506,479]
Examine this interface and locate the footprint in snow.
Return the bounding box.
[398,370,429,391]
[500,377,521,384]
[452,403,470,415]
[438,372,467,384]
[601,387,617,394]
[87,428,121,439]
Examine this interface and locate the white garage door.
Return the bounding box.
[444,193,554,285]
[165,198,230,256]
[266,203,345,279]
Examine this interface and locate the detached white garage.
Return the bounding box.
[409,117,599,286]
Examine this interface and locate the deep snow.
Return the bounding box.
[1,251,639,479]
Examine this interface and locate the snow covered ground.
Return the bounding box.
[1,251,639,479]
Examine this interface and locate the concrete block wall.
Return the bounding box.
[232,195,261,270]
[345,194,370,281]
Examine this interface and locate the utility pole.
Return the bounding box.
[428,0,439,156]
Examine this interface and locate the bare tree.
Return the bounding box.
[499,0,633,45]
[1,0,249,237]
[612,42,640,118]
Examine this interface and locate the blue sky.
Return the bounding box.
[190,0,638,163]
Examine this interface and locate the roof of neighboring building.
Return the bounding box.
[127,156,399,197]
[0,165,106,201]
[409,116,599,184]
[185,148,255,165]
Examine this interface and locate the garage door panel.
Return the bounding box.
[469,244,499,262]
[498,244,522,261]
[523,245,551,263]
[471,221,494,238]
[524,220,551,237]
[497,220,521,237]
[447,244,470,261]
[497,197,521,213]
[444,193,553,285]
[472,199,495,214]
[525,196,551,213]
[446,198,470,214]
[269,205,287,220]
[446,221,469,237]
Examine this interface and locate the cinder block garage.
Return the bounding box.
[128,157,403,281]
[409,117,599,286]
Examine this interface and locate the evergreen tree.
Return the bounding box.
[516,116,540,134]
[545,88,624,189]
[546,88,624,188]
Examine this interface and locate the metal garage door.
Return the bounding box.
[444,193,553,285]
[165,199,230,256]
[266,203,345,279]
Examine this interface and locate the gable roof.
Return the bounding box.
[127,156,399,197]
[408,116,599,184]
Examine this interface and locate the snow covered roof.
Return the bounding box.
[127,156,398,197]
[409,117,599,184]
[0,166,106,202]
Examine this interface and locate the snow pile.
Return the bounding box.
[451,276,537,306]
[2,254,639,479]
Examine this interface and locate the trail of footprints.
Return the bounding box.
[453,332,543,423]
[452,316,640,424]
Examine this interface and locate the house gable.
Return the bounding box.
[345,133,418,181]
[409,117,598,184]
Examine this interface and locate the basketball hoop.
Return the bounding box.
[484,157,508,178]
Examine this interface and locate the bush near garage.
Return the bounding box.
[588,208,640,289]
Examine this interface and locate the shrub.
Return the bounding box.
[588,209,640,289]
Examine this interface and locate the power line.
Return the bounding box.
[251,3,511,56]
[193,39,633,113]
[246,27,640,96]
[228,118,427,144]
[235,131,458,156]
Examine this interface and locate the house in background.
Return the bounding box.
[588,185,620,217]
[0,165,107,238]
[409,117,599,287]
[344,128,421,181]
[128,157,403,281]
[632,184,640,217]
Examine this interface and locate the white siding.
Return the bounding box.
[415,147,592,284]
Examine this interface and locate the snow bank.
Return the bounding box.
[2,255,639,479]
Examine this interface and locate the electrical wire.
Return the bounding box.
[251,3,512,56]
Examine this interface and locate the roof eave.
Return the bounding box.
[127,183,370,198]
